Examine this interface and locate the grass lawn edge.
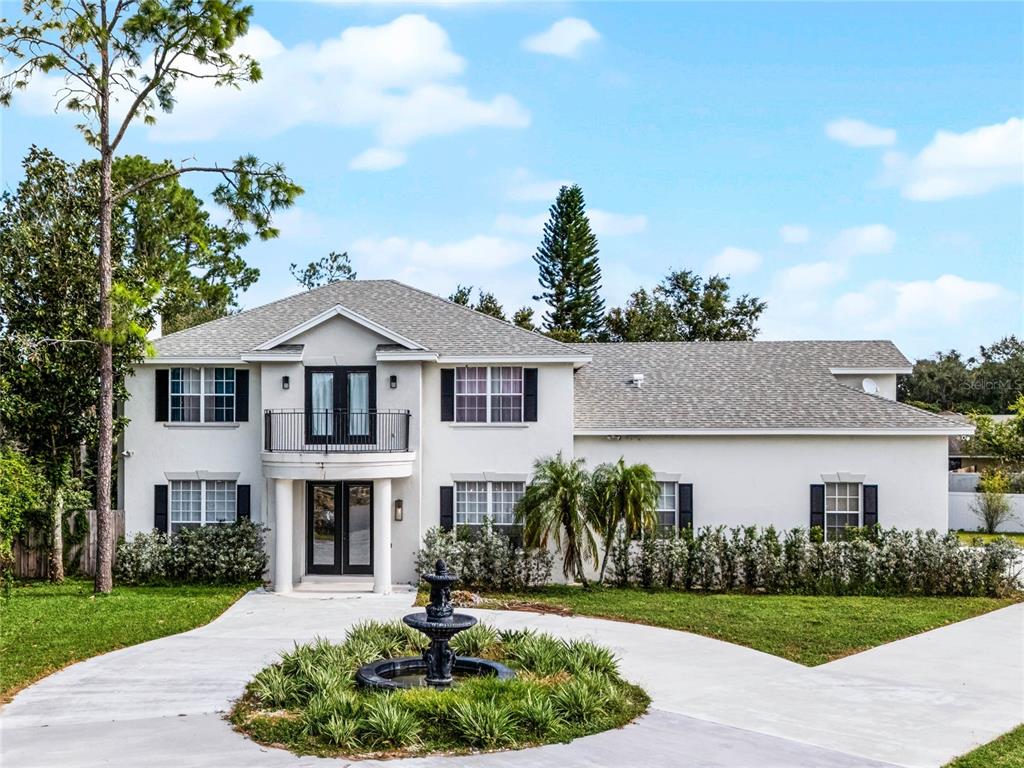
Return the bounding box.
[944,723,1024,767]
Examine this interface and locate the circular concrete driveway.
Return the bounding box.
[2,590,1021,768]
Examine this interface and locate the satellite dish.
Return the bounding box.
[862,377,879,395]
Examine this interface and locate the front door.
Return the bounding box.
[306,481,373,575]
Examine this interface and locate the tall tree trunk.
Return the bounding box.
[48,483,65,583]
[94,67,114,594]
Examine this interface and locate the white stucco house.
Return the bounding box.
[120,279,972,593]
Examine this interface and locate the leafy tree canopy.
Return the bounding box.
[899,336,1024,413]
[290,251,356,291]
[964,395,1024,469]
[605,270,766,342]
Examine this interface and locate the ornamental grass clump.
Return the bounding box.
[231,620,648,759]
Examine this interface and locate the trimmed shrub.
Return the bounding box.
[607,525,1021,597]
[415,520,552,590]
[114,519,268,585]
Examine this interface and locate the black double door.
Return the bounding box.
[306,481,373,575]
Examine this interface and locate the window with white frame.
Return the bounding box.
[455,367,524,423]
[170,367,235,422]
[656,482,677,528]
[825,482,860,541]
[170,479,237,531]
[455,480,524,526]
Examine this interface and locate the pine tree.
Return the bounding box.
[532,185,605,341]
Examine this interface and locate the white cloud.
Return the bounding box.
[779,225,810,244]
[834,275,1007,330]
[588,209,647,236]
[828,224,896,258]
[349,234,528,270]
[707,246,762,276]
[19,15,529,159]
[349,147,407,171]
[884,117,1024,201]
[775,260,848,294]
[522,18,600,58]
[825,117,897,148]
[507,169,572,202]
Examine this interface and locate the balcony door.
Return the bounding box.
[304,366,376,445]
[306,481,373,575]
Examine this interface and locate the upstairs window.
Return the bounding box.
[455,367,523,423]
[170,367,235,422]
[825,482,860,541]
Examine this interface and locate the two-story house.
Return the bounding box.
[121,279,971,592]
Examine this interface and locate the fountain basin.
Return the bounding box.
[355,655,515,690]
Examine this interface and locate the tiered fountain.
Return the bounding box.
[355,559,514,689]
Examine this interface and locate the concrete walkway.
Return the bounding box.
[2,590,1021,768]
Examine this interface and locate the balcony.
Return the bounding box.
[263,409,411,454]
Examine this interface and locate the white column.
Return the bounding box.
[274,478,293,593]
[373,478,392,595]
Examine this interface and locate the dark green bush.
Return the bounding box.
[114,519,268,585]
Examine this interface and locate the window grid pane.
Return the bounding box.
[205,480,237,523]
[455,368,487,422]
[490,367,523,422]
[170,368,201,422]
[656,481,677,527]
[455,481,489,525]
[203,367,235,422]
[490,481,524,525]
[170,480,202,523]
[825,482,861,540]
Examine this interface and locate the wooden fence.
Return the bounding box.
[13,509,125,579]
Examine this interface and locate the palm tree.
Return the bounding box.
[591,459,659,584]
[516,453,598,584]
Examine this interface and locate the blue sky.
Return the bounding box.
[3,1,1022,358]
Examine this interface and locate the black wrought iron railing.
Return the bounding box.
[263,409,411,453]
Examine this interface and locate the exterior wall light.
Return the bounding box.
[394,498,404,521]
[282,375,290,390]
[389,374,398,389]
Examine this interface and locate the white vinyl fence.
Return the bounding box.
[949,492,1024,533]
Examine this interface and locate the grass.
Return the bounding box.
[470,586,1020,666]
[232,620,649,759]
[0,578,254,702]
[956,531,1024,547]
[945,724,1024,767]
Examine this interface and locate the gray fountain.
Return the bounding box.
[355,559,514,689]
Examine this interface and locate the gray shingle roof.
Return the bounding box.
[153,280,581,358]
[572,341,968,433]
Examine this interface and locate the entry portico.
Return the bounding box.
[264,450,415,594]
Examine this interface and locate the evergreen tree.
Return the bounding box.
[513,306,538,332]
[448,285,473,306]
[448,286,507,321]
[532,185,604,341]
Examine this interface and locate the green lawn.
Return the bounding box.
[473,586,1020,666]
[956,531,1024,547]
[946,724,1024,767]
[0,579,254,702]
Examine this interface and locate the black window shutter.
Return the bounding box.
[523,368,538,422]
[155,369,169,421]
[236,484,251,521]
[440,369,455,422]
[862,484,878,528]
[810,484,825,529]
[440,486,454,531]
[678,483,693,529]
[235,370,249,422]
[154,484,168,532]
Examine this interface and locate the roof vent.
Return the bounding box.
[628,373,645,388]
